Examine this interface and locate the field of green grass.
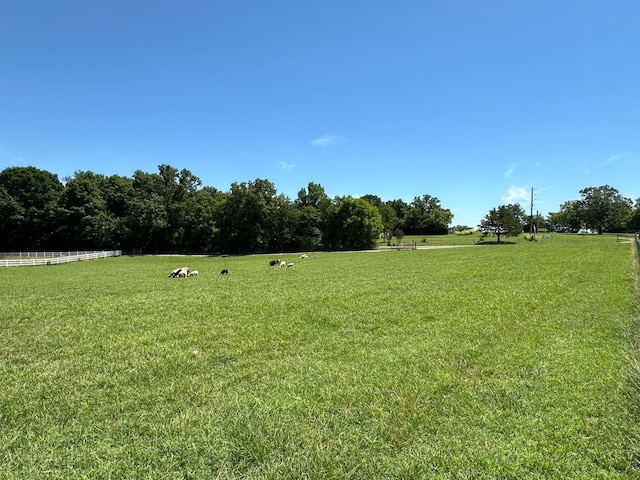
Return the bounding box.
[1,236,639,478]
[377,232,625,248]
[376,233,481,248]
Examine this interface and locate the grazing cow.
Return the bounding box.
[300,253,308,260]
[287,262,294,268]
[189,270,199,277]
[220,269,229,275]
[269,259,280,266]
[279,261,287,267]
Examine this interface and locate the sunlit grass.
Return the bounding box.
[1,238,639,478]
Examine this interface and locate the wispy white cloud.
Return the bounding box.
[311,135,343,147]
[278,161,295,171]
[502,186,529,204]
[504,163,516,178]
[604,153,624,165]
[602,152,636,166]
[585,153,637,175]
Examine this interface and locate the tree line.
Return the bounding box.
[0,165,453,253]
[477,185,640,243]
[2,165,637,253]
[548,185,640,234]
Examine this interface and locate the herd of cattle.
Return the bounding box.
[168,253,310,278]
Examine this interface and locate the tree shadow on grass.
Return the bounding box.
[478,240,517,245]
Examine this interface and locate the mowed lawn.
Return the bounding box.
[1,238,639,479]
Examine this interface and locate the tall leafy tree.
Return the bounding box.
[57,171,111,249]
[326,196,382,250]
[295,205,323,251]
[548,200,583,232]
[185,186,225,253]
[159,165,202,251]
[579,185,632,233]
[99,174,134,249]
[216,178,280,253]
[265,193,299,252]
[386,199,408,234]
[404,194,453,235]
[0,186,25,250]
[125,165,203,252]
[377,203,399,244]
[361,194,383,207]
[628,198,640,232]
[0,166,63,249]
[127,170,169,251]
[295,182,333,250]
[361,194,398,243]
[479,204,524,243]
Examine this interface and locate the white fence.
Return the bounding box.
[0,250,122,267]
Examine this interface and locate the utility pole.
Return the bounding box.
[530,187,534,235]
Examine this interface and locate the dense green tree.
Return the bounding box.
[404,195,453,235]
[580,185,632,233]
[479,204,524,243]
[216,179,281,253]
[387,199,408,221]
[579,185,632,233]
[124,165,203,252]
[377,203,399,243]
[127,170,170,251]
[386,199,408,235]
[360,195,398,243]
[0,186,25,250]
[628,198,640,232]
[295,205,323,251]
[326,196,382,250]
[550,186,633,234]
[12,164,613,253]
[0,166,63,249]
[295,182,333,250]
[159,165,202,251]
[58,171,111,249]
[265,194,299,252]
[361,194,383,207]
[187,187,225,253]
[99,174,135,249]
[548,200,583,232]
[295,182,331,210]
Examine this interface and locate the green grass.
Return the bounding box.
[377,233,482,247]
[377,232,624,248]
[1,238,639,478]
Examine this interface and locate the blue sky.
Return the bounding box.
[2,1,639,227]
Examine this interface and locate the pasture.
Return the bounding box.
[1,237,639,478]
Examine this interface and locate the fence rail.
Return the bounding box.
[0,250,122,267]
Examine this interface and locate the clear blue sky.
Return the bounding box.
[2,1,639,227]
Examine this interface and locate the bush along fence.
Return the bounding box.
[0,250,122,267]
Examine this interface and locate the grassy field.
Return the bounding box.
[1,236,639,478]
[376,233,481,248]
[376,232,626,248]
